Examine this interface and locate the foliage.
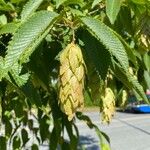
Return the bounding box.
[0,0,150,149]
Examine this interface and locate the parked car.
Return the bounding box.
[126,90,150,113]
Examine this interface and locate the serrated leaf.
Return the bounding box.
[21,0,44,21]
[9,62,30,86]
[112,62,149,104]
[106,0,123,24]
[81,17,129,71]
[113,31,137,67]
[4,11,58,69]
[128,73,149,103]
[78,29,111,80]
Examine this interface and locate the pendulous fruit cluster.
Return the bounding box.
[59,43,86,121]
[101,87,115,123]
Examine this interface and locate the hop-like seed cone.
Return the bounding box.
[101,88,115,123]
[120,90,128,110]
[59,43,85,121]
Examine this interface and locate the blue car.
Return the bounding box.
[127,91,150,113]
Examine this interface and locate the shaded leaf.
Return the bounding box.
[13,136,21,149]
[81,17,129,72]
[21,128,29,147]
[144,71,150,89]
[112,62,149,104]
[31,144,39,150]
[106,0,123,24]
[0,136,6,150]
[78,29,111,80]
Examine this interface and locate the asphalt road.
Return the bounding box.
[3,111,150,149]
[76,111,150,150]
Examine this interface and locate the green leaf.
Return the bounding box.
[39,115,50,142]
[128,73,149,103]
[0,136,6,150]
[13,136,21,149]
[56,0,66,8]
[64,117,78,149]
[113,31,137,67]
[4,11,58,69]
[78,29,111,80]
[106,0,123,24]
[0,1,15,11]
[95,127,111,150]
[81,17,129,71]
[21,128,29,147]
[143,53,150,72]
[21,81,42,107]
[92,0,102,9]
[101,143,111,150]
[50,125,61,150]
[31,144,39,150]
[61,141,71,150]
[76,112,110,150]
[0,14,7,25]
[21,0,44,21]
[116,6,133,35]
[9,63,30,86]
[0,23,18,35]
[0,0,6,5]
[112,62,149,104]
[144,71,150,89]
[5,120,12,137]
[56,0,84,8]
[131,0,146,5]
[10,0,25,4]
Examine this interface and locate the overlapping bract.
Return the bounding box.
[101,88,115,123]
[120,90,128,110]
[59,43,85,121]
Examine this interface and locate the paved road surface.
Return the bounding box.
[76,111,150,150]
[3,111,150,149]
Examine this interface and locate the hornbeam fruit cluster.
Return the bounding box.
[59,43,86,121]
